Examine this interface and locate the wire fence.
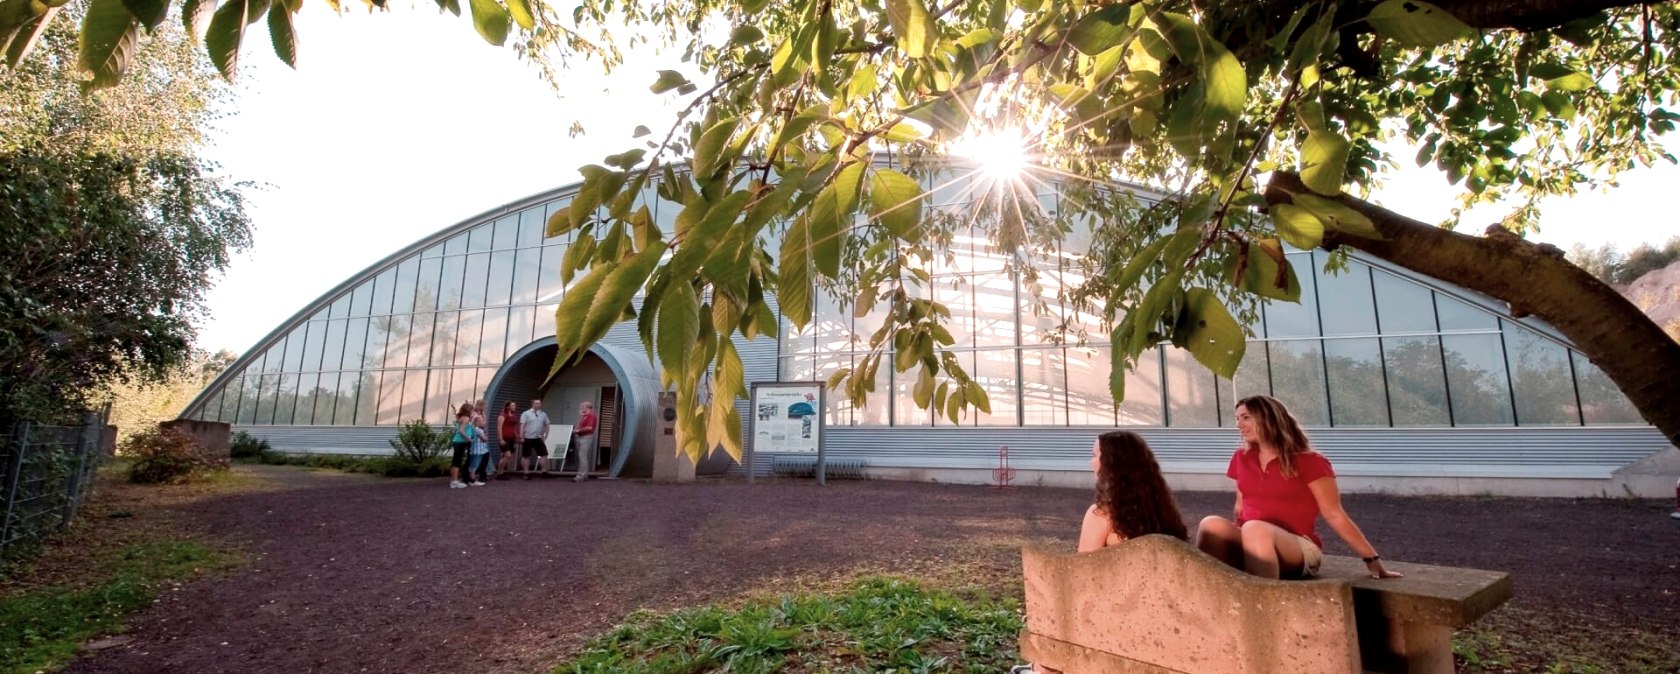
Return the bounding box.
[0,411,108,564]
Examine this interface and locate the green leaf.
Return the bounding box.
[869,168,923,238]
[658,281,700,385]
[730,24,762,45]
[965,381,991,414]
[650,69,691,94]
[1227,240,1301,302]
[1367,0,1471,47]
[1544,72,1594,92]
[809,161,863,278]
[181,0,212,42]
[944,382,966,424]
[885,0,936,58]
[3,5,57,68]
[503,0,533,30]
[1290,194,1382,239]
[551,265,611,369]
[560,233,595,285]
[1172,289,1245,378]
[912,366,934,408]
[778,215,814,331]
[1300,130,1349,195]
[467,0,510,46]
[79,0,140,88]
[580,243,665,350]
[741,0,769,14]
[668,189,751,281]
[203,0,266,80]
[1270,203,1325,250]
[848,62,879,101]
[691,117,741,179]
[903,87,981,140]
[1157,13,1244,124]
[1066,4,1131,56]
[266,5,296,68]
[1108,235,1174,295]
[1108,344,1128,403]
[121,0,167,29]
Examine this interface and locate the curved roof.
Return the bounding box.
[182,181,581,418]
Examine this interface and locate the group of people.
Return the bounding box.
[1012,394,1403,674]
[447,397,598,488]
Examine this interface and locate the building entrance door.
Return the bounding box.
[543,385,611,475]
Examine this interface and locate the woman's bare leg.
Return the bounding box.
[1238,520,1306,579]
[1195,516,1244,569]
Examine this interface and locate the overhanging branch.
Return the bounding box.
[1264,170,1680,447]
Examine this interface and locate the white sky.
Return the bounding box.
[195,6,1680,357]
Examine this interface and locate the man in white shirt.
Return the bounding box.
[519,399,551,478]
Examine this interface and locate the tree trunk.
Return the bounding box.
[1264,171,1680,448]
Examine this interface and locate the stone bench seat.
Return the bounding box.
[1020,536,1511,674]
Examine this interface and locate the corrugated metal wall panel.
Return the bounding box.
[233,425,416,454]
[730,425,1671,480]
[236,422,1669,480]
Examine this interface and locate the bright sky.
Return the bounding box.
[195,7,1680,357]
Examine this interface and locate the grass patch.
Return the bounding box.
[556,577,1022,674]
[1453,607,1680,674]
[0,540,240,674]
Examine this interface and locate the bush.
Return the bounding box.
[387,419,449,471]
[228,431,270,460]
[124,428,227,484]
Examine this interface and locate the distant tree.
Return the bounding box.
[102,350,237,443]
[1567,243,1624,286]
[1618,236,1680,284]
[0,12,249,426]
[1568,236,1680,285]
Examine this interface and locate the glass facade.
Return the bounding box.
[770,174,1643,430]
[189,168,1644,432]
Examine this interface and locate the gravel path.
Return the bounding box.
[60,466,1680,674]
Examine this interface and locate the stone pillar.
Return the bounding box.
[650,392,694,483]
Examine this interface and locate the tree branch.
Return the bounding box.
[1430,0,1647,31]
[1265,170,1680,447]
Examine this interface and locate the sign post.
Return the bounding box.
[747,382,826,485]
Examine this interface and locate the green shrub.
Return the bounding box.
[124,428,226,484]
[228,431,271,460]
[387,419,450,473]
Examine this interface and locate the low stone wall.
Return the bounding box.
[160,419,232,454]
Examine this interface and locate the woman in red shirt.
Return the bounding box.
[496,401,520,478]
[1195,395,1401,580]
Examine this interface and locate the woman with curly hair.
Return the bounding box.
[1195,395,1401,581]
[1011,431,1186,674]
[1078,430,1188,550]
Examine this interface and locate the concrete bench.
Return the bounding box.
[1019,535,1511,674]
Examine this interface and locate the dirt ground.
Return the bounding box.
[50,466,1680,674]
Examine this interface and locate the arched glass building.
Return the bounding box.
[180,167,1674,495]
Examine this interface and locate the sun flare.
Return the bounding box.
[949,127,1031,182]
